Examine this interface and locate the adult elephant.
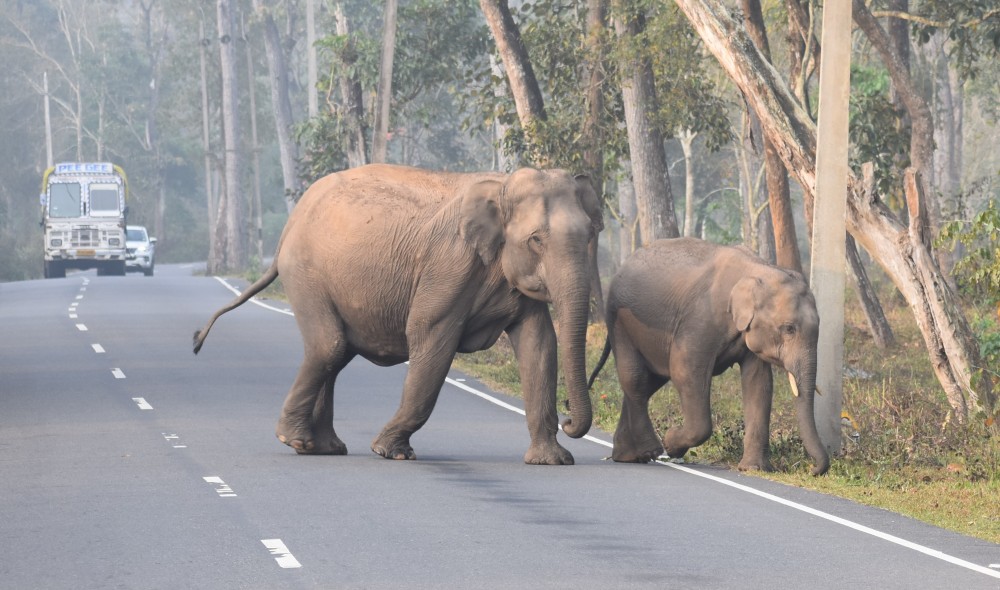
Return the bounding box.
[589,238,830,475]
[194,164,603,465]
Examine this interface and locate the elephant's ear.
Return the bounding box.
[459,180,505,265]
[729,276,761,332]
[575,174,605,233]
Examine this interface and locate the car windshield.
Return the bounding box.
[89,184,120,217]
[49,183,81,218]
[126,228,147,242]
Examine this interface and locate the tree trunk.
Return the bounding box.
[617,167,639,263]
[333,3,368,169]
[199,18,218,273]
[480,0,548,160]
[679,130,697,237]
[673,0,994,417]
[613,5,679,243]
[583,0,607,322]
[489,54,518,171]
[742,0,801,273]
[371,0,397,164]
[246,29,264,268]
[256,1,298,213]
[217,0,246,272]
[305,0,317,118]
[846,234,895,348]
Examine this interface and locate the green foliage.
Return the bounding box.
[938,200,1000,304]
[848,64,909,204]
[912,0,1000,79]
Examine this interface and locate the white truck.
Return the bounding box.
[41,162,129,278]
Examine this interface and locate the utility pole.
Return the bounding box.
[43,72,53,168]
[810,0,852,453]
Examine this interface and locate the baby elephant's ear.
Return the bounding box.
[459,180,504,265]
[729,276,761,332]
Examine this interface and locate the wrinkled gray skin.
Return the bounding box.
[194,164,603,465]
[589,238,829,475]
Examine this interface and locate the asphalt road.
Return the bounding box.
[1,264,998,589]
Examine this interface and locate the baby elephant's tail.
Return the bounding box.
[587,334,612,389]
[193,261,280,354]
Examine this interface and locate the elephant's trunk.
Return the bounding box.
[554,272,593,439]
[789,360,830,476]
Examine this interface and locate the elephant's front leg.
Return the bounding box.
[507,305,574,465]
[371,334,460,460]
[737,354,775,472]
[662,353,714,460]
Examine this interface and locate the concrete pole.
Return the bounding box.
[810,0,852,454]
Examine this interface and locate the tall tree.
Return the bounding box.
[673,0,994,418]
[479,0,548,162]
[741,0,800,272]
[253,0,298,213]
[612,1,680,243]
[583,0,608,321]
[213,0,247,272]
[371,0,397,163]
[333,2,367,169]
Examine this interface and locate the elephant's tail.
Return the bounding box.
[587,334,612,390]
[193,260,280,355]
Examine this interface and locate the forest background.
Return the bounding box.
[1,0,998,541]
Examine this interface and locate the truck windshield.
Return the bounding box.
[49,183,82,218]
[89,184,120,217]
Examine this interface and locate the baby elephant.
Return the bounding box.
[589,238,830,475]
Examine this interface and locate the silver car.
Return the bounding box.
[125,225,156,276]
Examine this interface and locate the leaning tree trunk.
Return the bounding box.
[673,0,994,418]
[741,0,801,273]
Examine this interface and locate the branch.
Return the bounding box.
[871,8,1000,30]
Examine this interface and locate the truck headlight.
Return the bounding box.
[50,239,63,247]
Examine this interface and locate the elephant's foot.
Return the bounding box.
[276,416,317,453]
[611,443,663,463]
[613,425,664,463]
[294,433,348,456]
[371,431,416,460]
[737,456,774,473]
[523,441,574,465]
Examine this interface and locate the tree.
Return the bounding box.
[371,0,397,163]
[612,0,679,243]
[479,0,548,163]
[673,0,994,418]
[212,0,247,273]
[253,0,298,213]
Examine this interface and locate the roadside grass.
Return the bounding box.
[454,293,1000,545]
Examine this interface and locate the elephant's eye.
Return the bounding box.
[780,324,797,336]
[528,234,544,251]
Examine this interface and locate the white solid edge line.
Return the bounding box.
[223,274,1000,580]
[212,276,294,316]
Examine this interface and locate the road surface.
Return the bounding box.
[1,264,998,589]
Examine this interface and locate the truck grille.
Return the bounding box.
[72,228,100,247]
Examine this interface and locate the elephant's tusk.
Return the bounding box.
[788,373,800,398]
[815,384,823,396]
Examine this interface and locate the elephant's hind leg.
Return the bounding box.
[296,371,351,455]
[277,314,351,454]
[612,335,667,463]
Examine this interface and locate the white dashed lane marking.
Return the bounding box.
[111,368,126,379]
[76,324,88,331]
[203,476,237,498]
[132,397,153,410]
[91,344,105,353]
[162,433,186,448]
[261,539,302,569]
